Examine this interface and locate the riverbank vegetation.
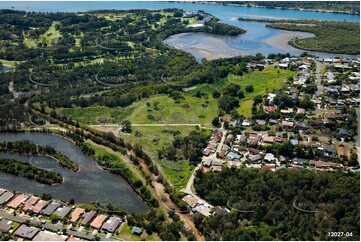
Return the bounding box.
[238,18,360,55]
[193,168,360,240]
[0,140,78,171]
[0,157,63,184]
[227,1,360,14]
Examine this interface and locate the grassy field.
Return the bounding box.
[127,95,217,126]
[0,59,23,68]
[58,106,134,124]
[123,126,196,150]
[56,91,215,190]
[119,125,200,190]
[161,159,194,189]
[228,67,295,117]
[236,99,254,117]
[24,21,62,48]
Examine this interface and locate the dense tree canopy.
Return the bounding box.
[194,168,360,241]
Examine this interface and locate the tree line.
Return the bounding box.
[193,168,360,240]
[0,140,78,171]
[0,157,62,185]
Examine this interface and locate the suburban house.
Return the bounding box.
[54,206,72,219]
[81,210,97,227]
[33,230,67,241]
[71,208,85,223]
[248,154,262,163]
[101,216,122,233]
[232,145,247,152]
[6,194,28,209]
[41,203,60,216]
[226,152,241,160]
[0,191,14,207]
[338,146,348,158]
[132,226,143,236]
[281,120,294,128]
[90,214,108,229]
[262,164,276,171]
[22,196,40,212]
[32,200,48,214]
[203,148,213,156]
[263,105,277,113]
[0,219,13,233]
[183,195,198,208]
[264,153,276,162]
[217,150,226,159]
[263,136,275,144]
[14,225,40,240]
[323,144,337,156]
[248,148,261,154]
[309,160,342,169]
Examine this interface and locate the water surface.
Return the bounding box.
[0,133,149,214]
[0,1,359,60]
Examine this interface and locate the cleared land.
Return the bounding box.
[228,67,295,117]
[58,106,134,125]
[127,95,217,127]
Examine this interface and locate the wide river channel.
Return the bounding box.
[0,133,149,214]
[1,1,359,61]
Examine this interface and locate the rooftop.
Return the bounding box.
[90,214,107,229]
[32,200,48,213]
[71,207,85,223]
[81,210,97,226]
[33,231,67,241]
[7,194,28,209]
[14,224,40,239]
[54,206,72,219]
[22,196,40,212]
[0,191,14,206]
[132,226,143,234]
[0,219,13,232]
[41,202,60,216]
[102,216,122,233]
[183,195,198,208]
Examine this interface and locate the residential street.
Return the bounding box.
[315,61,324,96]
[181,123,227,200]
[181,164,202,201]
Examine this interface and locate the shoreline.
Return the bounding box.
[195,1,360,16]
[264,30,315,51]
[165,30,359,61]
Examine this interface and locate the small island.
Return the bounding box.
[0,140,79,171]
[0,157,63,185]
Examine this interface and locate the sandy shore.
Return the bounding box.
[190,35,245,60]
[189,47,242,60]
[265,30,315,50]
[165,30,317,61]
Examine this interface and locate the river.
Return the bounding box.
[0,2,358,22]
[1,1,358,61]
[0,133,149,214]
